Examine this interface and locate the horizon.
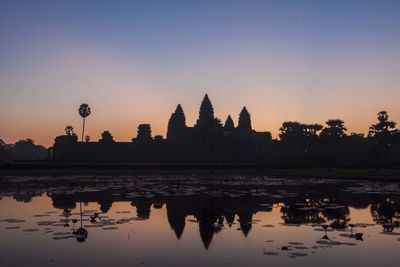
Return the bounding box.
[1,0,400,147]
[1,93,398,148]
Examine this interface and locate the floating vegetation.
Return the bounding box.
[263,250,280,256]
[102,227,119,230]
[289,252,308,258]
[293,246,308,250]
[259,203,272,207]
[355,223,375,228]
[23,228,39,232]
[53,236,72,240]
[51,223,67,227]
[262,224,274,227]
[341,242,357,246]
[37,221,58,226]
[297,207,323,211]
[1,219,26,223]
[339,233,353,238]
[85,224,104,228]
[313,228,334,232]
[316,240,341,246]
[379,232,400,236]
[325,205,346,210]
[288,242,304,245]
[100,218,116,222]
[2,174,400,263]
[115,218,133,224]
[53,232,72,236]
[131,217,147,221]
[280,223,300,227]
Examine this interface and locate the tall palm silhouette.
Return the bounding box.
[79,104,91,142]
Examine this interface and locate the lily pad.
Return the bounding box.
[288,242,304,245]
[1,219,26,223]
[316,240,341,246]
[4,226,21,230]
[102,226,119,230]
[263,251,280,256]
[23,228,39,232]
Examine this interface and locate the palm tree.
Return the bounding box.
[65,125,74,136]
[78,104,91,142]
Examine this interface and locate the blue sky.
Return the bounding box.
[1,0,400,146]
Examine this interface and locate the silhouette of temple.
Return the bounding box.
[47,95,400,166]
[39,182,388,248]
[49,94,272,162]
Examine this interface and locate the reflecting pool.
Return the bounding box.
[0,175,399,267]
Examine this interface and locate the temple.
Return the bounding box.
[49,94,272,162]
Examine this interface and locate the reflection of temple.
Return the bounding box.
[49,94,272,162]
[48,191,388,249]
[4,179,399,249]
[49,191,272,249]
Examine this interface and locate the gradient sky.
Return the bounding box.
[1,0,400,147]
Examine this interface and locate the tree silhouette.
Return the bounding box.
[99,131,114,143]
[368,111,398,163]
[79,104,91,142]
[65,126,75,136]
[0,141,10,161]
[10,139,47,160]
[85,135,90,142]
[319,120,347,166]
[368,111,397,145]
[279,121,306,145]
[304,124,323,137]
[49,94,399,167]
[320,119,347,143]
[237,107,252,132]
[15,138,35,147]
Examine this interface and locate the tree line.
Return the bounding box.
[1,109,399,166]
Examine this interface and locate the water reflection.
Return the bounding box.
[0,176,400,266]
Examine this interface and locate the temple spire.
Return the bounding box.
[196,94,215,128]
[167,104,186,141]
[237,106,252,132]
[224,115,235,131]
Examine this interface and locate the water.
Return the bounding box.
[0,175,399,267]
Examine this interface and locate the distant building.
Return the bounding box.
[135,124,153,143]
[49,94,272,162]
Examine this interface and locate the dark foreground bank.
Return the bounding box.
[1,161,400,180]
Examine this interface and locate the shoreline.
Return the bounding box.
[1,162,400,181]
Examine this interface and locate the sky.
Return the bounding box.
[1,0,400,147]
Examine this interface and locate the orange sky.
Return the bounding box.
[1,1,400,147]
